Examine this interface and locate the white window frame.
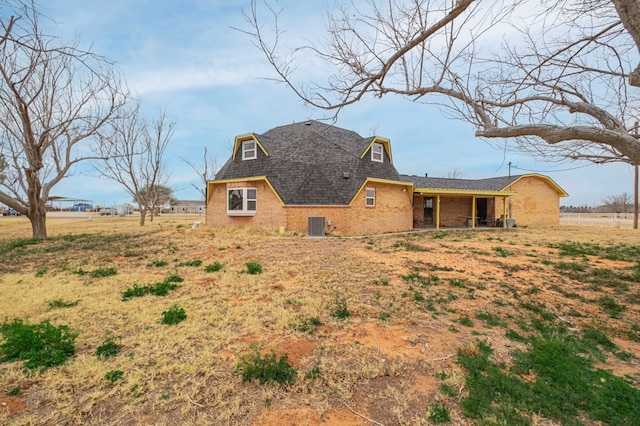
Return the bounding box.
[365,188,376,207]
[227,188,257,216]
[241,140,257,160]
[371,143,384,163]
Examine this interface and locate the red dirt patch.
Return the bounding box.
[271,338,317,368]
[254,407,368,425]
[0,396,26,416]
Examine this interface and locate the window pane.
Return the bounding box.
[366,188,375,206]
[242,141,256,160]
[247,189,257,210]
[371,143,383,162]
[228,189,243,210]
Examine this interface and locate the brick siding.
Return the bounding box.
[496,176,560,226]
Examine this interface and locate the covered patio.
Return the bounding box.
[412,190,515,230]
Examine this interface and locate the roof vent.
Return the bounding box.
[305,121,312,126]
[343,172,350,179]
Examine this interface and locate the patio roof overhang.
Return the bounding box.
[413,188,516,197]
[412,188,516,230]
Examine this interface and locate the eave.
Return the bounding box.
[500,173,569,197]
[360,136,393,163]
[349,178,414,206]
[414,188,516,197]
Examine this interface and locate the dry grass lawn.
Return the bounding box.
[0,215,639,425]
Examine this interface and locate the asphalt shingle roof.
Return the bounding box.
[401,175,524,192]
[215,121,402,205]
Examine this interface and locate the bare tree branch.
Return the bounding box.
[95,103,175,226]
[179,146,218,201]
[0,0,129,238]
[243,0,640,166]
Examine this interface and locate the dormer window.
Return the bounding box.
[371,143,384,163]
[242,140,257,160]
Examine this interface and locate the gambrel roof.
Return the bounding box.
[215,121,404,205]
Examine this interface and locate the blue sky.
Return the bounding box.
[39,0,636,207]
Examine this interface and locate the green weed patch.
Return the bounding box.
[235,348,296,386]
[296,317,323,334]
[0,319,77,370]
[393,240,428,251]
[122,274,183,301]
[550,241,640,262]
[244,261,263,274]
[401,268,440,288]
[74,267,117,278]
[330,296,351,319]
[47,298,80,310]
[105,370,124,382]
[177,259,202,267]
[161,305,187,325]
[458,325,640,425]
[96,338,121,359]
[204,261,224,272]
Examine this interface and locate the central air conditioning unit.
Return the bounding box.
[307,216,325,237]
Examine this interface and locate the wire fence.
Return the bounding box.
[560,213,636,228]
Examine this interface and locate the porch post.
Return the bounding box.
[471,196,477,229]
[435,195,441,231]
[502,196,508,228]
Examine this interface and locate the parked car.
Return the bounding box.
[99,208,115,216]
[2,208,21,216]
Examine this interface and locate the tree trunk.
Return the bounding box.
[612,0,640,87]
[139,209,147,226]
[30,210,47,239]
[25,168,47,239]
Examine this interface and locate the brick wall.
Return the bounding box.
[496,176,560,226]
[285,182,412,235]
[207,180,412,235]
[205,180,285,230]
[347,182,413,234]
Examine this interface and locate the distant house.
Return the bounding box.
[166,200,205,214]
[206,121,568,235]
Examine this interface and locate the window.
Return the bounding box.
[242,140,257,160]
[365,188,375,207]
[371,143,384,162]
[227,188,257,215]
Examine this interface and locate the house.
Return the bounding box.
[165,200,205,214]
[206,121,568,235]
[206,120,414,235]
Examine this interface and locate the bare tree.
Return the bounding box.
[602,192,632,215]
[0,0,128,238]
[135,184,175,219]
[96,103,174,226]
[179,146,218,201]
[446,169,464,179]
[243,0,640,166]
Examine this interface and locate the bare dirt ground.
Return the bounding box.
[0,214,638,425]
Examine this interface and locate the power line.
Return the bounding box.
[511,163,597,173]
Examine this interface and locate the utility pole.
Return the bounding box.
[634,122,638,230]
